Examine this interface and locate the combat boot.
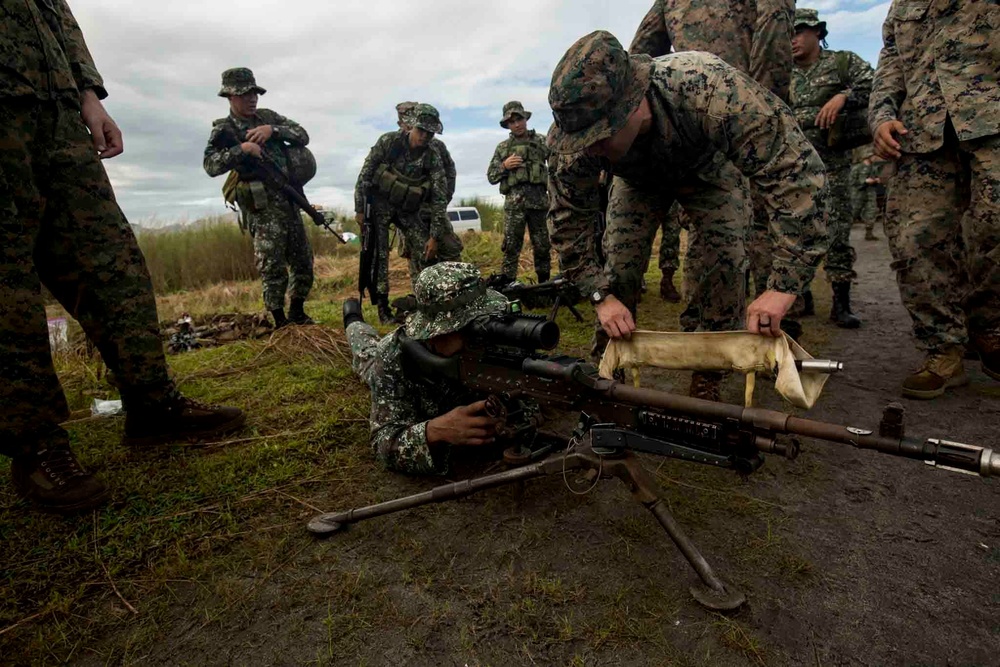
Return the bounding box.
[11,430,109,513]
[288,298,314,325]
[689,371,724,402]
[971,329,1000,381]
[830,282,861,329]
[659,270,681,303]
[343,298,365,329]
[377,297,394,325]
[901,346,968,399]
[123,393,246,447]
[270,308,288,329]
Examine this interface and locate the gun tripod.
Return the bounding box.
[307,441,747,611]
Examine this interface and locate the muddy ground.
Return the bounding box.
[79,228,999,666]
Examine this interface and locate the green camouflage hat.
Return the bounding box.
[405,263,508,340]
[794,8,828,39]
[396,101,418,123]
[218,67,266,98]
[546,31,653,155]
[500,101,532,128]
[410,103,444,135]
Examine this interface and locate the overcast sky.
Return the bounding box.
[72,0,890,226]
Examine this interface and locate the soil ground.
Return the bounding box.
[4,227,999,666]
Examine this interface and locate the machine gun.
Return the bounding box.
[214,125,345,243]
[308,313,998,610]
[358,185,378,304]
[485,274,584,322]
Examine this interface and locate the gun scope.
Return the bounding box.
[470,314,560,350]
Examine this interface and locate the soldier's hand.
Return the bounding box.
[596,295,635,339]
[503,155,525,170]
[815,94,848,130]
[873,120,908,161]
[245,125,273,145]
[356,212,365,225]
[240,142,263,158]
[79,89,123,159]
[424,237,438,261]
[746,290,797,337]
[426,400,499,446]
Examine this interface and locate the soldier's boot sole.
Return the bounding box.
[901,371,970,400]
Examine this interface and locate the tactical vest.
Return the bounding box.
[373,135,434,213]
[500,135,547,195]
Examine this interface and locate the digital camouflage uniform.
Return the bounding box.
[849,157,885,237]
[870,0,1000,358]
[487,102,552,281]
[203,96,314,313]
[547,37,826,341]
[346,263,507,474]
[1,0,176,456]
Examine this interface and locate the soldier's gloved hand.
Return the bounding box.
[80,89,123,159]
[503,155,525,170]
[424,237,438,261]
[245,125,273,145]
[815,93,847,130]
[596,296,635,340]
[746,291,797,337]
[240,142,263,158]
[426,400,499,446]
[873,121,908,161]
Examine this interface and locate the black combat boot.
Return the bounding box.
[659,270,681,303]
[830,282,861,329]
[343,298,365,329]
[288,298,314,325]
[377,297,394,325]
[271,308,289,329]
[123,393,246,447]
[11,430,109,513]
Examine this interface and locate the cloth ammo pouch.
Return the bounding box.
[374,163,428,213]
[235,181,270,212]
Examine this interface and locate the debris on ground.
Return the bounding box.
[163,312,273,353]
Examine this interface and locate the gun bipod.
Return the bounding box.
[307,442,746,611]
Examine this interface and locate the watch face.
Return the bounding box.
[591,290,602,303]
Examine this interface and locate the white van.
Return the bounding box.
[447,206,483,233]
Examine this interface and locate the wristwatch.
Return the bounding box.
[589,287,611,305]
[271,125,279,137]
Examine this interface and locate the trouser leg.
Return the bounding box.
[501,206,528,279]
[524,207,551,279]
[404,216,432,290]
[374,213,391,299]
[961,134,1000,333]
[821,153,858,284]
[251,202,292,312]
[346,321,381,387]
[658,203,682,274]
[285,212,314,301]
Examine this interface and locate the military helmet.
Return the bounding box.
[500,101,532,129]
[218,67,266,98]
[794,8,828,39]
[286,145,317,186]
[404,263,508,340]
[546,31,653,155]
[410,103,444,135]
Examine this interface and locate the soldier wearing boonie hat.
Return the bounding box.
[545,30,829,400]
[342,263,508,474]
[487,101,552,283]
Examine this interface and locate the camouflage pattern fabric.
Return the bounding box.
[203,109,314,311]
[629,0,795,102]
[816,151,857,283]
[0,99,174,457]
[639,201,683,277]
[547,43,828,306]
[431,138,456,201]
[850,160,885,234]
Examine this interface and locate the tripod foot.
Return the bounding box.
[307,513,346,536]
[690,581,746,611]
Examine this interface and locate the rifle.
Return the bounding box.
[484,274,584,322]
[307,313,998,611]
[214,125,345,243]
[358,185,378,304]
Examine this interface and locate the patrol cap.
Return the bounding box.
[410,103,444,135]
[794,8,828,39]
[500,101,532,129]
[218,68,266,98]
[546,31,654,155]
[405,263,508,340]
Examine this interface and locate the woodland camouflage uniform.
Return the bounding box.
[203,75,314,316]
[870,0,1000,389]
[547,34,828,344]
[849,155,885,238]
[486,102,552,281]
[346,263,507,474]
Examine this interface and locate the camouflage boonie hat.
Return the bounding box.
[546,31,654,155]
[218,68,266,98]
[410,103,444,135]
[500,101,532,128]
[396,101,418,123]
[794,8,828,39]
[405,263,508,340]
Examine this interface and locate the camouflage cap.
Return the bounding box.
[410,103,444,135]
[500,101,532,128]
[794,8,828,38]
[218,67,266,98]
[405,263,508,340]
[546,31,653,155]
[396,101,418,122]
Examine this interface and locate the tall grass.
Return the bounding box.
[455,196,504,233]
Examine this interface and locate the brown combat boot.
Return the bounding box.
[901,347,968,399]
[971,329,1000,381]
[689,371,724,402]
[11,430,109,514]
[659,270,681,303]
[123,394,246,446]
